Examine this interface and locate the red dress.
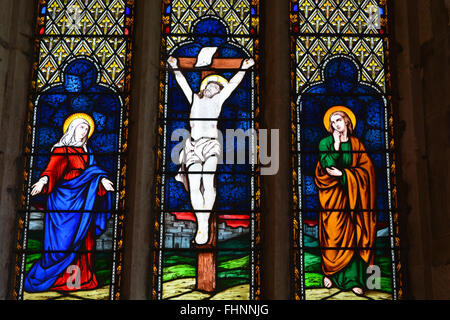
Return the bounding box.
[41,146,106,291]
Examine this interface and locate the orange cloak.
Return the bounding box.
[314,136,377,276]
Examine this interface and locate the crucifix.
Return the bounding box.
[168,48,254,292]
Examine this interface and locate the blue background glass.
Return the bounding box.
[164,18,254,214]
[31,58,122,207]
[298,56,390,224]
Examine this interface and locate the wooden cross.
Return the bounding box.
[177,55,244,292]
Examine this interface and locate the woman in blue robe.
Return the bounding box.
[24,115,115,292]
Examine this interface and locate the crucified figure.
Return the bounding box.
[167,55,255,245]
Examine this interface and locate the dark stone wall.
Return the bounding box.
[120,0,161,300]
[0,0,34,299]
[261,0,291,300]
[0,0,448,299]
[393,0,450,299]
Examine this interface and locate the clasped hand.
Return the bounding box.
[167,56,178,69]
[326,167,343,177]
[101,178,115,192]
[242,58,255,70]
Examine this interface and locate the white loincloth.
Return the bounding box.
[175,137,221,191]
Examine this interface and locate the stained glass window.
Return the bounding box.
[153,0,261,300]
[290,0,402,300]
[12,0,134,300]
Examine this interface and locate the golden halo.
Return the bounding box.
[200,75,229,91]
[323,106,357,131]
[63,113,95,138]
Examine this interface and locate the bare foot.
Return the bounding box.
[352,287,364,296]
[194,213,210,245]
[195,230,208,245]
[323,277,333,289]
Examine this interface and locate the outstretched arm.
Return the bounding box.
[167,56,193,104]
[218,58,255,102]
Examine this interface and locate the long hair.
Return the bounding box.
[327,111,354,135]
[52,118,90,151]
[198,81,224,99]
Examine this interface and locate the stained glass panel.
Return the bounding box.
[290,0,402,300]
[153,0,261,300]
[12,0,134,300]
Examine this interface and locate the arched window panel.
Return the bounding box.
[12,0,135,300]
[290,0,402,300]
[153,0,261,300]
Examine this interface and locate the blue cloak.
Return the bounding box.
[24,151,113,292]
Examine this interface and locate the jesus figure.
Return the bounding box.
[167,55,255,245]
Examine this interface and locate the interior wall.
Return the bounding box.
[393,0,450,299]
[261,0,291,300]
[119,0,161,300]
[0,0,34,300]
